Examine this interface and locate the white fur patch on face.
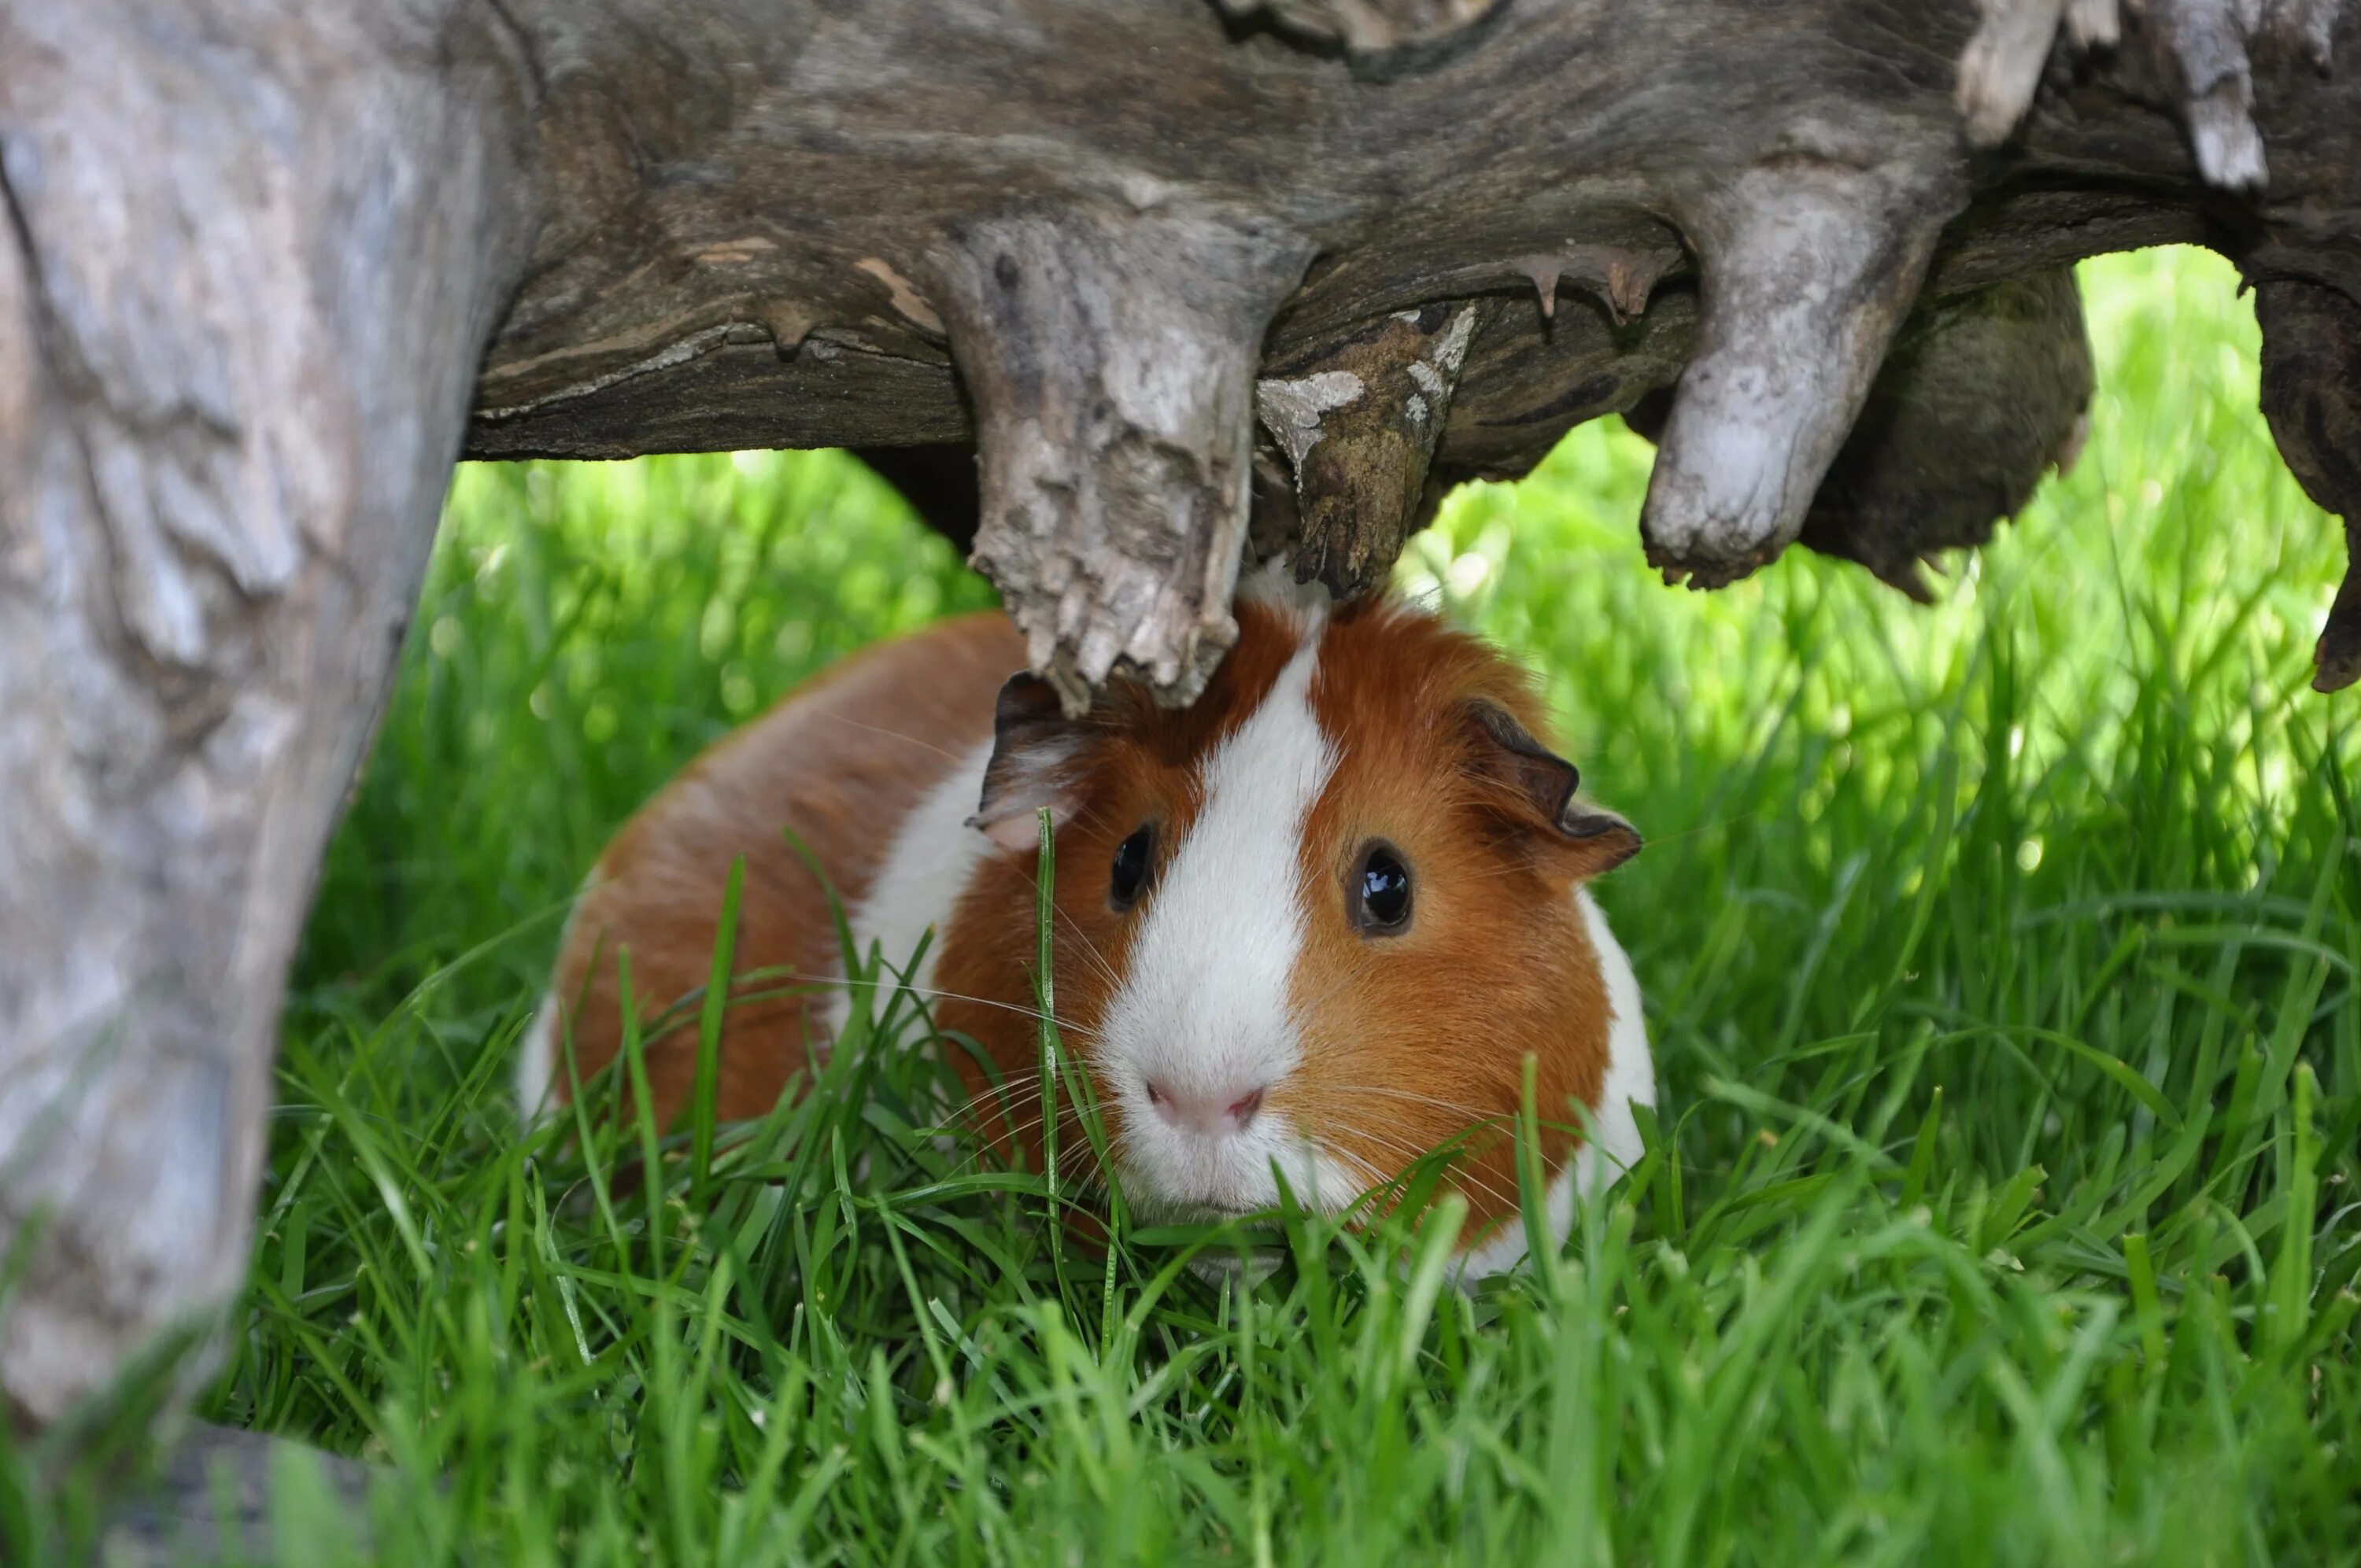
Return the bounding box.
[1455,886,1655,1280]
[1095,624,1343,1219]
[1233,554,1337,623]
[823,738,999,1044]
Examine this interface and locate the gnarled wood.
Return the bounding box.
[456,0,2358,662]
[1960,0,2337,189]
[1638,144,1962,586]
[2256,279,2361,690]
[1258,300,1491,596]
[1212,0,1502,51]
[933,205,1312,713]
[1628,271,2096,602]
[1797,271,2093,601]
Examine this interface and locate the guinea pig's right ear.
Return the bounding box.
[1557,800,1642,880]
[970,673,1092,855]
[1462,699,1642,880]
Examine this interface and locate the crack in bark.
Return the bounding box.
[477,0,547,102]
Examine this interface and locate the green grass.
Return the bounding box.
[11,246,2360,1564]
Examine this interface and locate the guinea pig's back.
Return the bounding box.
[523,610,1027,1123]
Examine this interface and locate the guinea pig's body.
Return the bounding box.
[521,578,1653,1275]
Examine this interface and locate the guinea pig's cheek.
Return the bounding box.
[1273,1113,1383,1216]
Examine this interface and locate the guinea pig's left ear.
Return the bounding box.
[1462,700,1642,879]
[970,673,1092,855]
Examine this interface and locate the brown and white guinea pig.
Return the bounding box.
[519,568,1653,1276]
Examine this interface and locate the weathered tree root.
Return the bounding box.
[1257,300,1491,597]
[0,0,534,1433]
[1801,271,2093,600]
[451,2,2361,712]
[2256,278,2361,691]
[931,207,1312,714]
[1960,0,2339,190]
[1639,146,1962,588]
[1624,272,2092,600]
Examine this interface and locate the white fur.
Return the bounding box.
[1234,553,1336,622]
[820,738,998,1042]
[1094,621,1346,1219]
[515,992,560,1120]
[1576,886,1655,1195]
[1455,886,1655,1278]
[516,872,596,1123]
[516,744,998,1122]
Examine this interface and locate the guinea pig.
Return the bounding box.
[519,570,1653,1275]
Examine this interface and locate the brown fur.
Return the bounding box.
[928,596,1626,1240]
[542,611,1025,1120]
[1285,598,1614,1238]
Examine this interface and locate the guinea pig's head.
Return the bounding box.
[929,587,1642,1261]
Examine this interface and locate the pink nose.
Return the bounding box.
[1144,1079,1266,1136]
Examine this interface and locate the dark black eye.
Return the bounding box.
[1110,825,1155,909]
[1354,843,1413,933]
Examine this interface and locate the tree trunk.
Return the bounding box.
[0,0,537,1430]
[4,0,2358,1435]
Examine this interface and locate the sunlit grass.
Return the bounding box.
[9,248,2355,1563]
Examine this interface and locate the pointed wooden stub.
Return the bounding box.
[933,206,1312,714]
[1257,300,1489,597]
[1956,0,2069,147]
[1513,245,1679,328]
[2254,278,2361,692]
[1797,271,2093,600]
[1621,273,2091,600]
[1640,152,1956,587]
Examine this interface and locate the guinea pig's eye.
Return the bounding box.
[1110,825,1155,910]
[1353,843,1413,934]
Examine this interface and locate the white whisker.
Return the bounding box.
[1316,1083,1506,1123]
[759,972,1101,1038]
[1314,1118,1523,1214]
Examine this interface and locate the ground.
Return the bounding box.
[7,249,2356,1564]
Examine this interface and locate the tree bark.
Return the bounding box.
[459,0,2360,690]
[2256,279,2361,689]
[0,0,536,1429]
[6,0,2359,1441]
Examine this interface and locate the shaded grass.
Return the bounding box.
[7,248,2358,1563]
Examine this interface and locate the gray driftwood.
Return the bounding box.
[3,0,2358,1458]
[98,1422,381,1566]
[0,0,536,1430]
